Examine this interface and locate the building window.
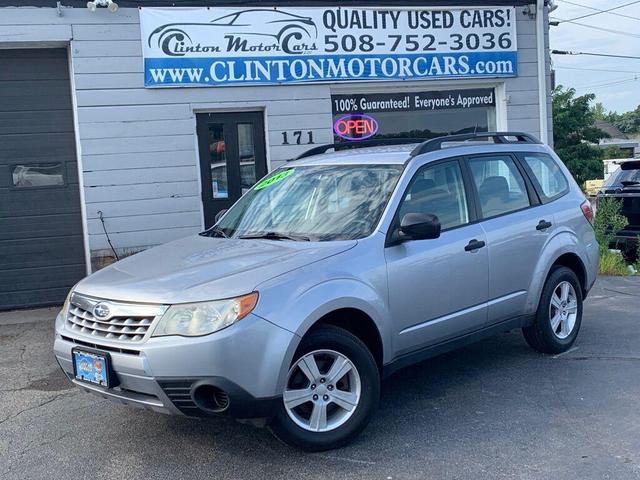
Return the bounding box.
[331,88,496,143]
[12,163,64,188]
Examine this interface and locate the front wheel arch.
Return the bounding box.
[307,308,384,372]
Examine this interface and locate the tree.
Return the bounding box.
[606,105,640,135]
[601,145,625,160]
[552,86,607,185]
[592,102,607,121]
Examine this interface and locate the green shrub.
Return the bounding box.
[594,197,628,253]
[599,249,629,276]
[594,197,630,275]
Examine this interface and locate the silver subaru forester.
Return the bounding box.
[54,132,598,451]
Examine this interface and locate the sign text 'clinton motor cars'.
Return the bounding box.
[140,6,518,87]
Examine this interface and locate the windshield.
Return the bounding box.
[605,162,640,187]
[208,164,403,241]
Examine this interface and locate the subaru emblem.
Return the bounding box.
[93,303,111,320]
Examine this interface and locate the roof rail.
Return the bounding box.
[293,137,428,160]
[410,132,541,157]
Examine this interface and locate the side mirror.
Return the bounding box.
[214,209,228,224]
[400,213,441,240]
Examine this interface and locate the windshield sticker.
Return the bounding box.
[255,169,295,190]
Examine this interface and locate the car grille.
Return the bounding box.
[66,293,167,343]
[67,305,153,341]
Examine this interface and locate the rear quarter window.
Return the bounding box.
[605,162,640,187]
[520,153,569,202]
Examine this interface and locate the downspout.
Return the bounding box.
[536,0,549,143]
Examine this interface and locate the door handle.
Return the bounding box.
[465,239,486,252]
[536,220,552,231]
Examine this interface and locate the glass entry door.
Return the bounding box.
[196,112,267,228]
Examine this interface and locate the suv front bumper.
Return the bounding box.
[54,311,298,419]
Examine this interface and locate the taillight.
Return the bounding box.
[581,200,594,226]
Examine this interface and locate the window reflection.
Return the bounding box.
[333,108,494,143]
[12,163,64,187]
[209,123,229,199]
[238,123,257,194]
[215,165,403,241]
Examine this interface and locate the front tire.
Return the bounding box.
[523,266,583,354]
[269,325,380,451]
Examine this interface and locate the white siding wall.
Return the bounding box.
[0,5,549,265]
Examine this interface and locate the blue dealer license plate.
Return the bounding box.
[72,349,110,388]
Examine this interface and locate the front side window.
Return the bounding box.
[521,153,568,201]
[468,155,530,219]
[211,164,403,241]
[397,160,469,230]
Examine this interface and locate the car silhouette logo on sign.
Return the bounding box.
[148,9,318,56]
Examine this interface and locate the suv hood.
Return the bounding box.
[75,235,356,304]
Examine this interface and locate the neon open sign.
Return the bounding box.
[333,114,379,141]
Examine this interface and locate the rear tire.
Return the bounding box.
[269,325,380,451]
[523,266,583,354]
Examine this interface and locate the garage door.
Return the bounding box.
[0,49,86,310]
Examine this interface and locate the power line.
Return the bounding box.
[573,78,639,92]
[580,79,639,92]
[555,66,640,74]
[574,76,639,89]
[550,17,640,38]
[552,50,640,60]
[558,0,640,22]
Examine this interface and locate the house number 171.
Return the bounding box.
[281,130,315,145]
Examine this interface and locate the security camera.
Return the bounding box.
[87,0,118,12]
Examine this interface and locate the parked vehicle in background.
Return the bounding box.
[53,132,598,451]
[597,159,640,259]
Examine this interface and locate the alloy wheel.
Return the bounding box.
[549,280,578,339]
[283,349,361,433]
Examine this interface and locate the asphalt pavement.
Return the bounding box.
[1,276,639,480]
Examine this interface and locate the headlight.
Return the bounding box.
[61,288,74,317]
[152,292,258,337]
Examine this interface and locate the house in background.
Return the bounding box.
[596,120,640,160]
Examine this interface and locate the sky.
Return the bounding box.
[549,0,640,113]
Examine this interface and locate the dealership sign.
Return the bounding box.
[332,88,496,115]
[140,7,518,88]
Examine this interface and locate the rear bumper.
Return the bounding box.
[54,312,296,419]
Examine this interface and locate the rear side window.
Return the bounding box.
[468,155,530,219]
[521,153,569,201]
